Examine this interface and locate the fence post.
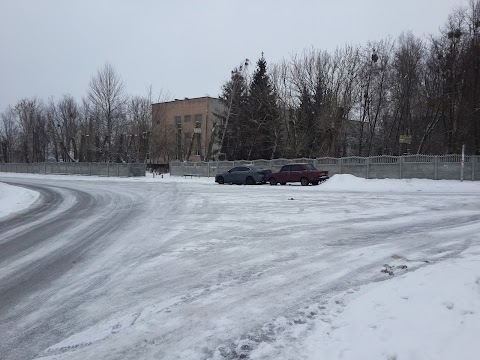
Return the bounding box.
[399,156,402,179]
[434,155,438,180]
[207,162,210,177]
[366,157,370,179]
[107,162,110,177]
[339,157,343,174]
[473,156,476,181]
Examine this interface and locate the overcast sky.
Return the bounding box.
[0,0,466,113]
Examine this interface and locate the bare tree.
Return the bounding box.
[149,90,177,164]
[379,33,425,155]
[14,98,48,163]
[87,63,126,161]
[56,95,80,161]
[360,39,394,156]
[125,88,155,163]
[0,107,19,162]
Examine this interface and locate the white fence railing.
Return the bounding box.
[0,162,146,177]
[170,155,480,181]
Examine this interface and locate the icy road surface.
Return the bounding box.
[1,174,480,359]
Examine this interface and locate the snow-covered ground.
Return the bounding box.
[1,173,480,359]
[299,247,480,360]
[0,181,39,219]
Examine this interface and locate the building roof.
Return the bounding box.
[152,96,220,106]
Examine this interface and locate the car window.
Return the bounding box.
[237,167,249,172]
[229,167,242,172]
[305,164,317,171]
[291,165,302,171]
[280,165,291,172]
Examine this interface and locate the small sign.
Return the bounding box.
[194,128,202,134]
[399,135,412,144]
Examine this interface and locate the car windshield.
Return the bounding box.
[304,164,317,170]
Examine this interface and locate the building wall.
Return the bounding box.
[152,97,224,164]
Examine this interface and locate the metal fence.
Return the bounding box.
[0,162,146,177]
[170,155,480,181]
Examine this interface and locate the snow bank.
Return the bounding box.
[298,247,480,360]
[322,174,480,193]
[0,182,40,219]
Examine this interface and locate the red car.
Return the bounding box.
[267,163,329,186]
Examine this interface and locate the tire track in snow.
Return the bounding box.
[0,180,146,360]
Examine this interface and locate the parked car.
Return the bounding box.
[215,165,272,185]
[267,163,329,186]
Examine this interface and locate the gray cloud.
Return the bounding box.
[0,0,464,112]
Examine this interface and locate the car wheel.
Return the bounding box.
[217,176,224,184]
[300,177,309,186]
[280,182,286,185]
[246,176,255,185]
[269,178,277,185]
[312,181,319,185]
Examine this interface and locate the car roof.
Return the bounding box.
[284,163,312,165]
[233,164,258,168]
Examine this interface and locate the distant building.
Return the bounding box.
[151,97,225,164]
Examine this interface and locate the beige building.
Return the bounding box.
[151,97,225,164]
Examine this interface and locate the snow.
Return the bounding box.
[251,247,480,360]
[1,172,480,359]
[0,181,39,219]
[2,171,480,192]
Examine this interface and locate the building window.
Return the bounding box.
[194,114,202,123]
[175,116,181,127]
[184,115,191,122]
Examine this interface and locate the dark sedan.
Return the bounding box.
[215,165,271,185]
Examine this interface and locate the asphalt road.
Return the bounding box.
[0,179,147,360]
[1,177,479,360]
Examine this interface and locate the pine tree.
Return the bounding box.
[295,85,315,157]
[219,65,249,160]
[246,54,280,160]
